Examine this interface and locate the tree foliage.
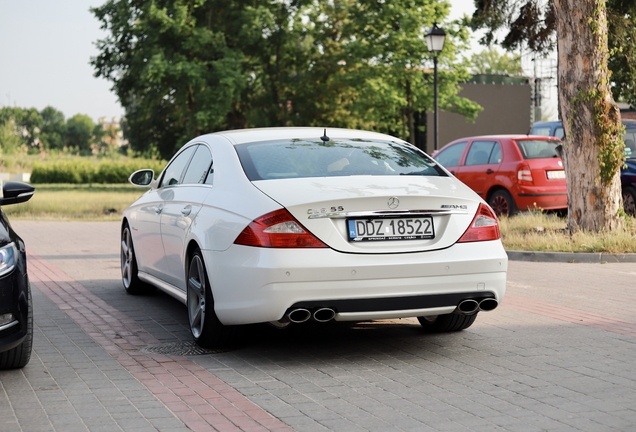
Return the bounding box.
[0,106,119,156]
[469,48,523,76]
[91,0,481,159]
[607,0,636,106]
[470,0,636,104]
[40,106,66,150]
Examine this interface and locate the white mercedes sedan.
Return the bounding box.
[121,127,507,347]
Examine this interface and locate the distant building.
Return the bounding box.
[417,75,532,154]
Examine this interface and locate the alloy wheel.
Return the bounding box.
[187,255,206,339]
[490,195,509,216]
[121,227,133,288]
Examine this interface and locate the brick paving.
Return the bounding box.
[1,220,636,431]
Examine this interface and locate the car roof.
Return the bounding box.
[531,121,562,127]
[200,127,403,146]
[449,134,559,141]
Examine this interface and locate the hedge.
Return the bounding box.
[30,159,166,184]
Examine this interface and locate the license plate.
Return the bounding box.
[547,170,565,179]
[347,217,435,242]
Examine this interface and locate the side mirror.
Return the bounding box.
[0,182,36,206]
[129,169,154,187]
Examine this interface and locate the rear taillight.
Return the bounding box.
[517,164,533,183]
[458,204,501,243]
[234,209,328,248]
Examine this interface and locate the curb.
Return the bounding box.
[506,250,636,263]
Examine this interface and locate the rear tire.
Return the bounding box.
[622,187,636,216]
[488,189,517,217]
[417,313,477,332]
[121,223,155,295]
[187,249,237,348]
[0,287,32,369]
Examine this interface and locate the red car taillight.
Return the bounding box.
[517,163,533,183]
[234,208,328,248]
[458,204,501,243]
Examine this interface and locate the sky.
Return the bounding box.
[0,0,487,123]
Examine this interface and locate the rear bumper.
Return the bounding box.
[203,241,508,325]
[516,185,567,210]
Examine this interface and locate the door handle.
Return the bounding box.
[181,205,192,216]
[155,205,163,215]
[485,169,494,174]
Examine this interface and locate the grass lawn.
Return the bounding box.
[4,184,636,253]
[500,211,636,254]
[2,183,146,221]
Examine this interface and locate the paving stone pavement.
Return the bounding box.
[2,220,636,431]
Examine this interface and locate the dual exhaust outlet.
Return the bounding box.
[285,307,335,324]
[456,298,498,315]
[283,298,497,324]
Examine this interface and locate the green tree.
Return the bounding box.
[607,1,636,106]
[91,0,247,159]
[39,106,66,150]
[92,0,481,158]
[66,114,95,155]
[469,48,523,76]
[0,107,42,149]
[471,0,624,233]
[0,118,22,155]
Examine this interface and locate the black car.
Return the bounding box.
[0,181,35,369]
[531,120,636,216]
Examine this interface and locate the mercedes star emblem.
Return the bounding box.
[387,197,399,209]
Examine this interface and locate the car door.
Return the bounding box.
[160,144,214,290]
[455,140,502,199]
[135,145,197,282]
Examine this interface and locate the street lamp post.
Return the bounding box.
[425,23,446,152]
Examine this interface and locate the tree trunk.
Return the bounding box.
[553,0,624,232]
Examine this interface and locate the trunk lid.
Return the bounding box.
[252,176,483,253]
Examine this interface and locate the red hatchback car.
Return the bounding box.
[432,135,567,216]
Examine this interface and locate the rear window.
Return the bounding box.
[530,126,552,136]
[235,138,447,180]
[514,139,560,159]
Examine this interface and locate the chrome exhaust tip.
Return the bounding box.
[457,299,480,315]
[287,308,311,323]
[313,307,336,323]
[478,298,498,312]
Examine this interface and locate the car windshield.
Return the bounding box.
[514,139,560,159]
[235,138,447,180]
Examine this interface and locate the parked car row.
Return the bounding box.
[430,120,636,217]
[432,135,567,216]
[530,120,636,216]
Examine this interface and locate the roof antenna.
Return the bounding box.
[320,128,330,142]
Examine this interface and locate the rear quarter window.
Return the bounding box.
[434,142,468,167]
